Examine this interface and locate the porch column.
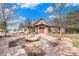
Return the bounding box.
[37,26,39,33]
[23,28,25,32]
[35,27,38,33]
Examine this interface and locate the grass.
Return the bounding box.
[49,33,79,48]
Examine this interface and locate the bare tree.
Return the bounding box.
[24,18,32,25]
[19,18,32,32]
[52,3,65,36]
[0,3,16,36]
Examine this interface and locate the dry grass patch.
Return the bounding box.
[49,34,79,48]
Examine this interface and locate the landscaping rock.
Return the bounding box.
[25,36,40,42]
[59,38,73,47]
[50,38,78,56]
[35,33,57,43]
[1,33,79,56]
[22,45,46,56]
[14,49,28,56]
[5,45,28,56]
[0,39,9,56]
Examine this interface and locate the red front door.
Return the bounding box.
[39,27,44,33]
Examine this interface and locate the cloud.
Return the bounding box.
[8,16,26,24]
[7,16,26,29]
[19,16,26,20]
[49,15,59,20]
[45,3,79,13]
[18,3,40,9]
[65,3,79,7]
[5,9,10,13]
[11,5,16,9]
[8,19,19,24]
[45,6,54,13]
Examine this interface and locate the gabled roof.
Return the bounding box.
[33,18,49,26]
[22,18,58,27]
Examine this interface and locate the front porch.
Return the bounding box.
[35,25,49,34]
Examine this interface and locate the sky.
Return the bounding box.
[1,3,79,30]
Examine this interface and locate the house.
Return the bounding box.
[20,18,65,34]
[33,18,49,33]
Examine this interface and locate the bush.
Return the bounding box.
[65,27,79,33]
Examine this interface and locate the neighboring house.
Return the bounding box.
[20,18,65,34]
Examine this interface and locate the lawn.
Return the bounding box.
[49,34,79,48]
